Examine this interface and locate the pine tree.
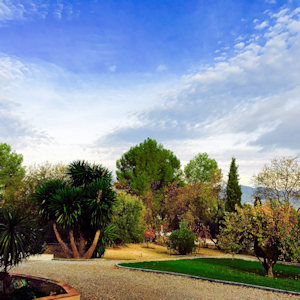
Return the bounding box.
[225,157,242,212]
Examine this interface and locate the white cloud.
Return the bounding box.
[54,3,63,20]
[0,1,73,24]
[108,65,117,72]
[234,42,245,49]
[156,64,167,72]
[255,21,269,29]
[0,0,25,22]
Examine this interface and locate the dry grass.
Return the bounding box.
[103,243,225,260]
[104,243,170,260]
[45,242,226,260]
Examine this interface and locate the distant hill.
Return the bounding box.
[241,185,256,204]
[240,185,299,208]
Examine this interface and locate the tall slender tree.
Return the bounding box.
[225,158,242,212]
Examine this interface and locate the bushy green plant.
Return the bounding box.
[0,208,44,295]
[168,222,196,255]
[111,192,146,244]
[92,224,119,258]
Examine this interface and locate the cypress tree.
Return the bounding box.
[225,157,242,212]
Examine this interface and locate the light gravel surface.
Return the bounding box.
[12,259,299,300]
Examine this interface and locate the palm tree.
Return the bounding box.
[35,161,116,259]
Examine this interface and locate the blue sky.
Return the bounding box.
[1,0,300,184]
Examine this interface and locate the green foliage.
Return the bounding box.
[168,222,196,255]
[225,158,242,212]
[111,192,146,244]
[184,152,222,184]
[218,203,300,277]
[116,138,182,196]
[121,258,300,293]
[67,160,111,188]
[0,209,44,273]
[0,143,25,202]
[92,224,120,258]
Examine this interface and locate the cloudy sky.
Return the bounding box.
[1,0,300,185]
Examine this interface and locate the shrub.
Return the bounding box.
[111,192,146,244]
[168,222,196,255]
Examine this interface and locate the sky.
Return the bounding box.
[1,0,300,185]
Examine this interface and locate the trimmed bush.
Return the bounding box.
[168,222,196,255]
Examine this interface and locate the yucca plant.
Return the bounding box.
[0,208,43,294]
[34,161,116,259]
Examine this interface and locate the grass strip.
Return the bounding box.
[120,258,300,293]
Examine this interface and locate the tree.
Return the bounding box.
[24,162,67,196]
[0,143,25,203]
[253,156,300,205]
[116,138,182,219]
[34,160,116,259]
[164,173,221,232]
[184,153,222,184]
[3,162,68,236]
[218,203,300,278]
[110,192,146,244]
[0,208,44,294]
[116,138,182,196]
[225,158,242,212]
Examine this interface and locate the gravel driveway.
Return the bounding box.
[12,259,298,300]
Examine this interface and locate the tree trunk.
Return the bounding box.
[262,258,274,278]
[83,229,101,259]
[267,266,274,278]
[53,223,72,258]
[69,229,80,259]
[78,232,86,256]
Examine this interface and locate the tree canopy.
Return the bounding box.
[253,156,300,205]
[184,152,222,184]
[164,172,221,231]
[0,143,25,203]
[116,138,182,196]
[225,158,242,212]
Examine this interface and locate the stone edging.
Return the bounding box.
[116,263,300,297]
[10,273,80,300]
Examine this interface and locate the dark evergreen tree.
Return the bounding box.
[116,138,182,196]
[116,138,182,221]
[225,157,242,212]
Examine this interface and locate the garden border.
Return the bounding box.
[10,273,80,300]
[116,262,300,297]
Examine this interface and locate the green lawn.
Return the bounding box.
[120,258,300,293]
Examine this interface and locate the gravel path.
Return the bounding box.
[12,260,298,300]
